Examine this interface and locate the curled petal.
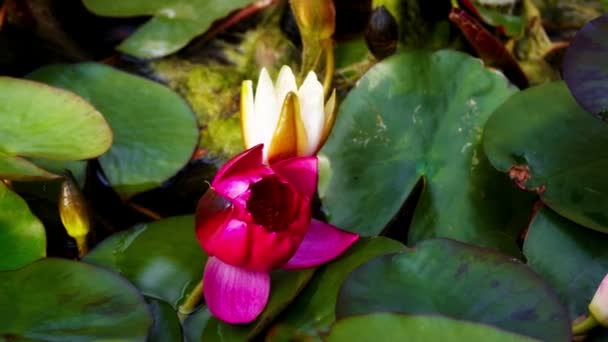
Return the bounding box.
[298,71,326,156]
[267,92,300,164]
[212,145,265,188]
[283,219,359,269]
[318,89,337,152]
[203,257,270,324]
[271,156,318,199]
[241,80,257,148]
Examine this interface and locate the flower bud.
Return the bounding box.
[59,171,90,257]
[365,6,399,60]
[289,0,336,41]
[590,274,608,326]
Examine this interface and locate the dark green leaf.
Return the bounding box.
[147,297,183,342]
[327,313,537,342]
[484,81,608,232]
[336,239,571,341]
[0,258,152,341]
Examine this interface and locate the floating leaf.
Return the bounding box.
[147,298,183,342]
[0,77,112,180]
[336,239,571,341]
[84,215,204,308]
[563,14,608,119]
[272,237,404,336]
[183,269,315,342]
[327,313,537,342]
[29,63,199,197]
[82,0,253,59]
[484,81,608,232]
[0,258,152,341]
[524,207,608,320]
[321,50,529,255]
[0,182,46,271]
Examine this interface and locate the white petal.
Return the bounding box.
[241,80,257,148]
[275,66,298,105]
[298,71,325,155]
[254,68,280,160]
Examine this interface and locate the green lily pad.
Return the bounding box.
[82,0,252,59]
[0,77,112,180]
[273,237,404,336]
[483,81,608,232]
[147,298,183,342]
[524,207,608,320]
[29,63,199,198]
[0,182,46,271]
[84,215,205,308]
[321,50,529,255]
[336,239,571,341]
[0,258,152,341]
[183,269,315,342]
[327,313,537,342]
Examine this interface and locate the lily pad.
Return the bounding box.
[147,298,183,342]
[84,215,205,308]
[321,50,529,255]
[563,14,608,119]
[483,81,608,232]
[524,207,608,320]
[336,238,571,341]
[82,0,253,59]
[327,313,537,342]
[0,77,112,180]
[0,258,152,341]
[29,63,199,197]
[273,237,404,335]
[183,269,315,342]
[0,182,46,271]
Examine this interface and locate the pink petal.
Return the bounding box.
[203,257,270,324]
[283,219,359,269]
[213,145,264,186]
[271,156,318,199]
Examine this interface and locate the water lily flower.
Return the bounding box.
[590,274,608,326]
[195,144,358,324]
[241,66,336,164]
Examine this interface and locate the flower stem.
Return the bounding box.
[177,281,204,322]
[572,314,598,335]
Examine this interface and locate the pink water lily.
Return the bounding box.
[195,144,358,324]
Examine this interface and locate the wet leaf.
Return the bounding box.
[321,50,530,255]
[0,77,112,180]
[524,207,608,320]
[84,215,205,308]
[336,239,571,341]
[29,63,199,198]
[0,258,152,341]
[0,181,46,271]
[563,13,608,119]
[82,0,253,59]
[272,237,404,336]
[327,313,537,342]
[484,81,608,232]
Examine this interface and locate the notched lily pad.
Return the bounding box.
[321,49,530,255]
[29,63,199,198]
[0,77,112,180]
[0,258,152,341]
[336,238,571,342]
[484,81,608,232]
[0,182,46,271]
[82,0,254,59]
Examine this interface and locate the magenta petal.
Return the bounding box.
[213,145,264,186]
[203,257,270,324]
[283,219,359,269]
[271,156,318,199]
